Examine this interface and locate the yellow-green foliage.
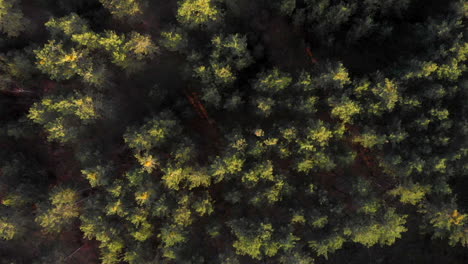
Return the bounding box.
[35,40,95,83]
[242,161,275,186]
[45,13,90,36]
[211,34,253,69]
[425,206,468,246]
[353,130,387,148]
[310,216,328,228]
[300,121,334,151]
[159,224,186,247]
[255,68,293,93]
[162,166,211,190]
[331,97,361,123]
[127,32,158,59]
[405,42,468,81]
[193,34,252,89]
[82,165,109,187]
[291,212,306,224]
[96,31,157,71]
[177,0,221,28]
[230,222,288,260]
[36,188,80,233]
[389,183,431,205]
[347,209,407,248]
[297,152,336,172]
[28,94,100,142]
[160,28,187,52]
[28,95,98,121]
[100,0,144,19]
[0,218,18,240]
[309,234,345,259]
[38,14,157,81]
[173,201,193,227]
[132,221,153,241]
[192,195,214,216]
[255,97,275,116]
[332,63,351,86]
[213,64,235,83]
[211,154,245,182]
[124,114,179,152]
[1,193,26,207]
[372,78,399,111]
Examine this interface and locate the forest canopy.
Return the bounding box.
[0,0,467,263]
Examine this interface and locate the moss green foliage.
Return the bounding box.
[36,188,80,233]
[99,0,145,19]
[349,209,408,247]
[0,0,28,37]
[28,93,102,142]
[389,183,431,205]
[0,218,19,240]
[177,0,222,28]
[35,14,157,85]
[0,0,468,263]
[35,40,98,83]
[160,27,187,52]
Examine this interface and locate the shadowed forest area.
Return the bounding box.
[0,0,468,263]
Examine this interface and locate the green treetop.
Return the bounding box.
[28,93,102,143]
[36,188,80,233]
[99,0,145,19]
[0,0,28,37]
[35,14,158,85]
[177,0,222,29]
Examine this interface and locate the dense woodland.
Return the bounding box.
[0,0,468,263]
